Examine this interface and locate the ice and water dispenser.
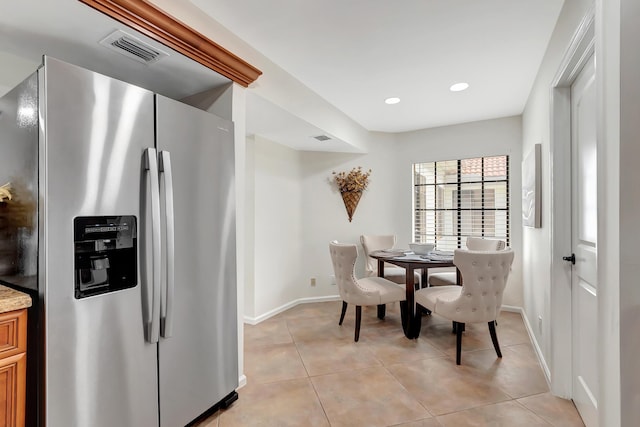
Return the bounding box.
[74,216,137,299]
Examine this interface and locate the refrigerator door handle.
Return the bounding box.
[144,148,161,344]
[159,150,175,338]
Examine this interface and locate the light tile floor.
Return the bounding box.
[195,301,584,427]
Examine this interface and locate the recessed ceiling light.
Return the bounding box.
[384,97,401,105]
[450,82,469,92]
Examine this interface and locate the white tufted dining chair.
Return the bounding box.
[329,241,406,342]
[414,248,515,365]
[428,237,506,287]
[360,235,421,287]
[466,237,506,251]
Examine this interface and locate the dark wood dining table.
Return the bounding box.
[370,250,459,339]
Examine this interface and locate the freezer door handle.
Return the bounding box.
[159,150,175,338]
[145,148,161,344]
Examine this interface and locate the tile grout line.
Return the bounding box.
[381,361,438,420]
[512,398,556,426]
[286,316,334,426]
[232,302,575,427]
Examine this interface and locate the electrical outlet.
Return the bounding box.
[310,277,316,286]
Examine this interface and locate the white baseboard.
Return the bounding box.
[500,304,522,313]
[238,374,247,389]
[244,295,341,325]
[504,306,551,385]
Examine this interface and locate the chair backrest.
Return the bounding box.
[465,237,506,251]
[360,234,396,274]
[330,241,376,302]
[436,249,515,323]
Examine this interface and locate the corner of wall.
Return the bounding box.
[180,82,234,119]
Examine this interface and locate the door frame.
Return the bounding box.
[549,7,595,398]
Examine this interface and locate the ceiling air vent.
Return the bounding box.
[99,30,169,64]
[313,135,331,142]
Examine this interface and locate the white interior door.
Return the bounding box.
[570,54,598,426]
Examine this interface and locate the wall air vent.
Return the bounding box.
[313,135,331,142]
[99,30,169,64]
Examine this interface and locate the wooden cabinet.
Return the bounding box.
[0,309,27,427]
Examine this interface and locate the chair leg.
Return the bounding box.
[339,301,348,325]
[488,320,502,358]
[455,322,465,365]
[451,321,465,333]
[377,304,386,319]
[417,302,430,316]
[355,306,362,342]
[452,321,456,334]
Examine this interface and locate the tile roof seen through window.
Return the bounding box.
[461,157,507,177]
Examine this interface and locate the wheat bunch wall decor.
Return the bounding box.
[332,167,371,222]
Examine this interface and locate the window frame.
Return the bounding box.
[412,155,510,250]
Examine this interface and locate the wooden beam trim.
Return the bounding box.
[79,0,262,87]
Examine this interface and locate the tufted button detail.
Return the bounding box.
[472,308,477,312]
[482,291,487,296]
[479,276,483,281]
[466,293,472,297]
[495,291,500,296]
[472,261,478,266]
[492,276,496,280]
[456,307,461,312]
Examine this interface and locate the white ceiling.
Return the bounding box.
[191,0,564,133]
[1,0,564,152]
[246,92,358,152]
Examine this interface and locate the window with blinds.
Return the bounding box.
[413,156,509,251]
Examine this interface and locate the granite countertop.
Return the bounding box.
[0,284,32,314]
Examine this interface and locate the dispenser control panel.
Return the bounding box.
[74,216,137,299]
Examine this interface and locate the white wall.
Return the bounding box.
[299,132,400,291]
[616,0,640,424]
[245,116,523,319]
[521,1,628,424]
[597,0,622,424]
[395,116,523,307]
[246,136,304,321]
[520,0,593,380]
[0,52,39,96]
[244,135,256,319]
[291,116,523,311]
[230,84,249,387]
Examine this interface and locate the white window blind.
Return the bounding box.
[413,156,509,251]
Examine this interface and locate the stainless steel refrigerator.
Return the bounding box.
[0,56,238,426]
